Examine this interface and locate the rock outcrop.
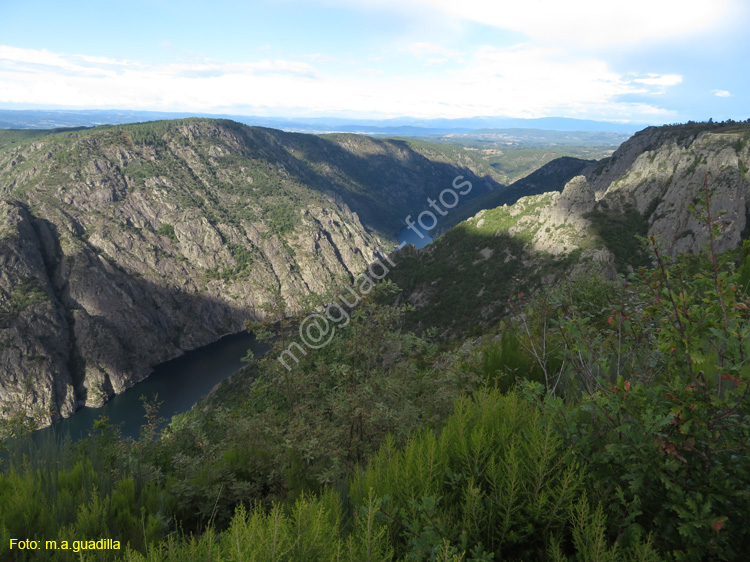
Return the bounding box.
[390,121,750,336]
[591,124,750,256]
[525,121,750,259]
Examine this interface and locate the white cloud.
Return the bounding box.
[433,45,676,118]
[0,45,677,122]
[713,89,731,97]
[634,74,683,87]
[406,42,463,60]
[404,43,464,66]
[302,52,340,64]
[341,0,731,47]
[0,45,139,78]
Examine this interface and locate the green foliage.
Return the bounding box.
[125,127,168,149]
[738,158,748,178]
[0,277,49,326]
[739,240,750,293]
[11,279,48,309]
[401,134,623,186]
[206,244,257,281]
[473,327,546,392]
[522,190,750,559]
[389,222,532,335]
[0,422,176,561]
[0,129,51,151]
[265,203,299,235]
[157,224,177,241]
[350,388,584,560]
[169,283,475,503]
[5,136,750,562]
[547,495,661,562]
[685,155,705,176]
[121,490,394,562]
[111,387,656,562]
[0,283,473,560]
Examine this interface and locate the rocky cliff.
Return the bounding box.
[505,121,750,261]
[391,121,750,335]
[587,122,750,256]
[0,119,501,425]
[432,155,596,235]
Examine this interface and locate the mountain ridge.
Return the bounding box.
[389,120,750,336]
[0,109,642,134]
[0,118,501,425]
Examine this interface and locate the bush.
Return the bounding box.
[121,490,394,562]
[157,224,177,241]
[528,183,750,560]
[584,205,651,271]
[350,389,583,559]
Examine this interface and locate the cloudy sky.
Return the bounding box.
[0,0,747,124]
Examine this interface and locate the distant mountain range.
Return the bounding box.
[0,109,643,135]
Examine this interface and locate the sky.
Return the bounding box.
[0,0,747,124]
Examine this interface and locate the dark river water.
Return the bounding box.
[24,223,427,447]
[396,223,434,249]
[31,331,268,443]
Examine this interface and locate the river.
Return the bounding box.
[30,331,268,443]
[396,223,433,249]
[25,223,428,445]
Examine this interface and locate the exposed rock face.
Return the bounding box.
[0,201,77,421]
[0,119,500,425]
[0,195,377,424]
[530,122,750,258]
[434,156,596,235]
[592,125,750,256]
[391,121,750,336]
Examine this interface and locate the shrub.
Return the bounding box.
[157,224,177,241]
[350,389,585,560]
[530,180,750,560]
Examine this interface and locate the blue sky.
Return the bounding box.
[0,0,747,124]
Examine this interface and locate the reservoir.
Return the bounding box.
[31,331,268,443]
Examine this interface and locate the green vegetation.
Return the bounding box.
[350,389,590,560]
[584,203,652,271]
[434,156,593,234]
[479,147,606,185]
[0,118,511,254]
[739,240,750,293]
[583,198,660,273]
[0,278,48,325]
[0,130,49,151]
[3,120,750,561]
[658,119,750,145]
[264,203,299,235]
[2,201,750,560]
[399,130,625,186]
[157,223,177,241]
[206,243,257,280]
[739,158,748,178]
[388,192,586,335]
